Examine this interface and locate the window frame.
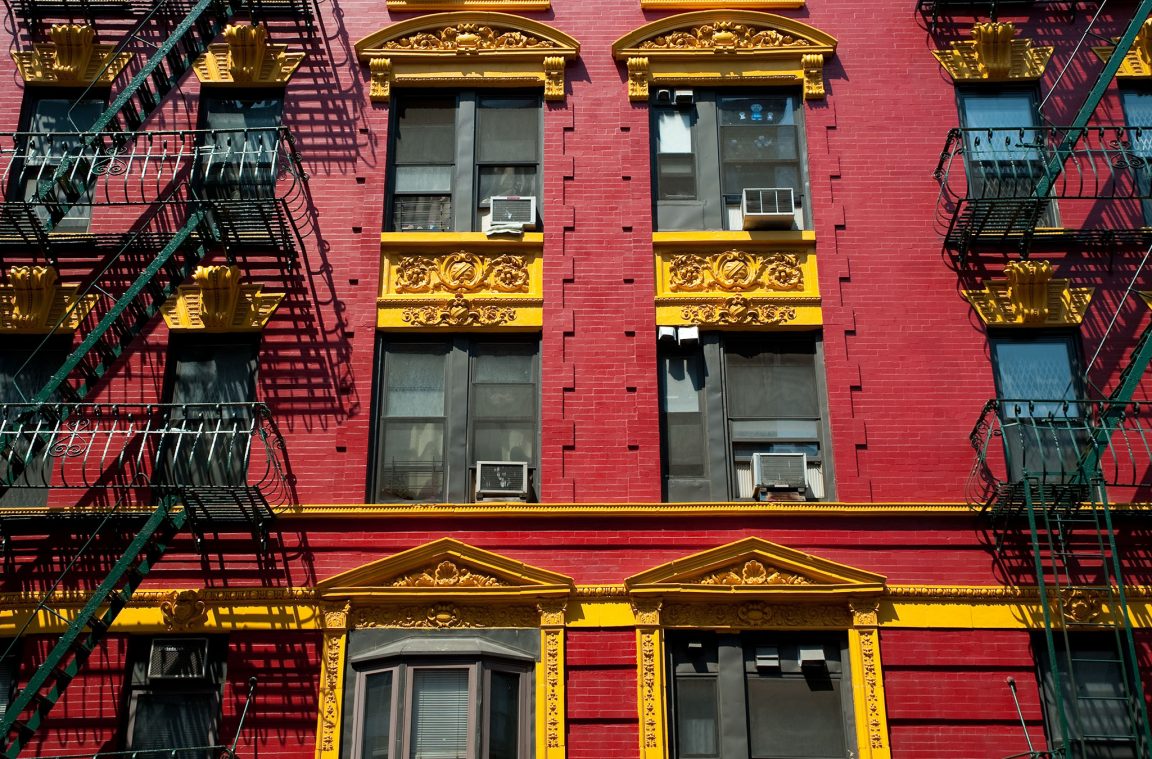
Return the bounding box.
[649,89,812,233]
[1118,84,1152,225]
[385,91,544,234]
[195,91,286,200]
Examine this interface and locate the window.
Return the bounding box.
[658,334,830,502]
[387,93,542,232]
[123,637,224,758]
[652,91,808,232]
[1036,636,1141,759]
[0,337,68,507]
[0,640,16,722]
[667,632,855,759]
[198,94,284,200]
[10,96,103,232]
[371,337,539,503]
[345,632,535,759]
[1119,88,1152,223]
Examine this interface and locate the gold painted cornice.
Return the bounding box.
[1140,291,1151,310]
[1093,19,1152,79]
[0,265,97,333]
[193,24,304,87]
[12,24,133,86]
[355,13,579,102]
[963,259,1093,327]
[612,11,837,101]
[379,232,542,330]
[932,22,1053,82]
[654,232,820,328]
[271,501,980,517]
[387,0,549,8]
[160,265,284,332]
[642,0,803,7]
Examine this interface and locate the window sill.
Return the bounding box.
[380,231,544,246]
[653,230,815,245]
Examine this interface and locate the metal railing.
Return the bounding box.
[0,402,289,502]
[967,399,1152,507]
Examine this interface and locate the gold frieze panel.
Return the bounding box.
[963,259,1093,327]
[1093,19,1152,78]
[655,236,820,328]
[612,11,837,101]
[642,0,803,7]
[355,13,580,102]
[662,601,850,628]
[353,602,541,629]
[933,22,1053,82]
[12,23,133,87]
[387,0,550,9]
[379,234,543,330]
[193,25,304,86]
[160,265,284,332]
[0,265,97,333]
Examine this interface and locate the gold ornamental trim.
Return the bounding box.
[1093,19,1152,79]
[698,559,811,586]
[387,0,550,9]
[642,0,803,7]
[963,260,1093,327]
[394,251,531,294]
[932,22,1053,82]
[612,11,837,101]
[401,294,518,327]
[355,13,580,102]
[160,590,208,631]
[160,265,284,332]
[389,560,507,588]
[1141,291,1152,310]
[352,602,540,628]
[193,25,304,87]
[12,24,133,87]
[0,265,97,333]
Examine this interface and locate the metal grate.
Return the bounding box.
[147,638,209,680]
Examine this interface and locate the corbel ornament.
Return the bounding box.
[932,22,1053,82]
[1093,19,1152,79]
[193,25,304,86]
[379,233,543,330]
[612,12,837,101]
[160,265,284,332]
[160,589,208,631]
[12,24,133,87]
[316,602,350,759]
[355,13,580,102]
[655,233,821,328]
[963,259,1093,327]
[0,265,97,333]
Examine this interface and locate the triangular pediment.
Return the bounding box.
[317,538,573,599]
[626,537,885,599]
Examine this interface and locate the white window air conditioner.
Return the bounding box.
[489,196,537,231]
[741,187,795,230]
[147,638,209,680]
[751,452,808,500]
[475,460,530,501]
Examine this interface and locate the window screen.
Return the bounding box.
[377,344,449,502]
[362,672,394,759]
[470,343,537,466]
[410,668,470,759]
[392,99,456,232]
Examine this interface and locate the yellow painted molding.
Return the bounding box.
[612,11,837,101]
[354,13,580,101]
[160,264,284,332]
[269,501,983,518]
[642,0,803,7]
[316,603,349,759]
[538,604,567,758]
[635,616,665,759]
[388,0,549,8]
[0,265,97,333]
[932,22,1053,82]
[850,622,892,758]
[379,232,543,331]
[1093,19,1152,79]
[1140,291,1151,310]
[12,24,132,87]
[193,25,304,87]
[963,260,1093,327]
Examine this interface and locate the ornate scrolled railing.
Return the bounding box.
[0,402,290,506]
[966,398,1152,508]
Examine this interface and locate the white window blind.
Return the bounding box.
[410,669,469,759]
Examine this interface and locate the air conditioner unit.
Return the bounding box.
[751,452,807,499]
[741,187,795,230]
[147,638,209,680]
[490,196,537,230]
[475,461,530,501]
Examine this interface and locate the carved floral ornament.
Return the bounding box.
[612,11,837,101]
[668,250,804,293]
[681,295,797,326]
[160,590,208,630]
[394,251,530,294]
[12,23,133,86]
[932,22,1053,82]
[193,24,305,86]
[354,13,580,102]
[0,265,97,333]
[1093,18,1152,79]
[160,265,285,332]
[962,259,1093,327]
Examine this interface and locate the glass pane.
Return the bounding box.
[362,672,394,759]
[746,677,846,758]
[396,100,457,164]
[472,421,535,464]
[393,196,453,232]
[960,93,1042,163]
[204,98,283,130]
[657,110,694,153]
[658,154,696,200]
[661,353,703,413]
[385,349,447,417]
[488,672,520,759]
[478,166,536,204]
[477,99,539,163]
[675,678,719,758]
[666,413,706,478]
[961,93,1038,131]
[30,99,103,154]
[381,422,445,468]
[725,347,817,419]
[472,385,536,421]
[730,420,820,441]
[718,96,796,126]
[474,345,535,382]
[395,167,454,194]
[130,692,214,757]
[1123,91,1152,156]
[410,669,469,759]
[720,125,798,162]
[722,164,800,198]
[992,338,1079,413]
[171,344,258,405]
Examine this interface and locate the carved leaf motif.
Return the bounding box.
[640,22,813,51]
[355,603,538,629]
[395,253,530,294]
[668,251,803,293]
[402,294,516,326]
[384,24,557,51]
[681,296,796,325]
[697,559,812,586]
[389,560,507,587]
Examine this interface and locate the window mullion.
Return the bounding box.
[455,94,478,232]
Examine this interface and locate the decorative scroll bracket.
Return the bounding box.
[160,265,284,332]
[193,24,305,86]
[933,22,1053,82]
[0,265,97,333]
[963,260,1093,327]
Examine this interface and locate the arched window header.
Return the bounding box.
[611,11,837,101]
[354,12,580,102]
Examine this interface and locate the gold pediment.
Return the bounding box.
[642,0,803,6]
[355,13,580,102]
[0,265,97,333]
[193,25,304,86]
[1093,19,1152,79]
[160,265,284,332]
[932,22,1053,82]
[962,259,1093,327]
[654,232,821,328]
[612,11,837,100]
[317,538,574,600]
[626,536,886,600]
[12,24,132,87]
[387,0,549,8]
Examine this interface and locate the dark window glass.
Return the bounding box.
[393,99,457,232]
[362,672,393,759]
[125,638,222,759]
[377,344,449,502]
[471,344,537,465]
[674,678,719,758]
[20,98,103,231]
[660,351,706,479]
[488,671,520,759]
[199,97,284,199]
